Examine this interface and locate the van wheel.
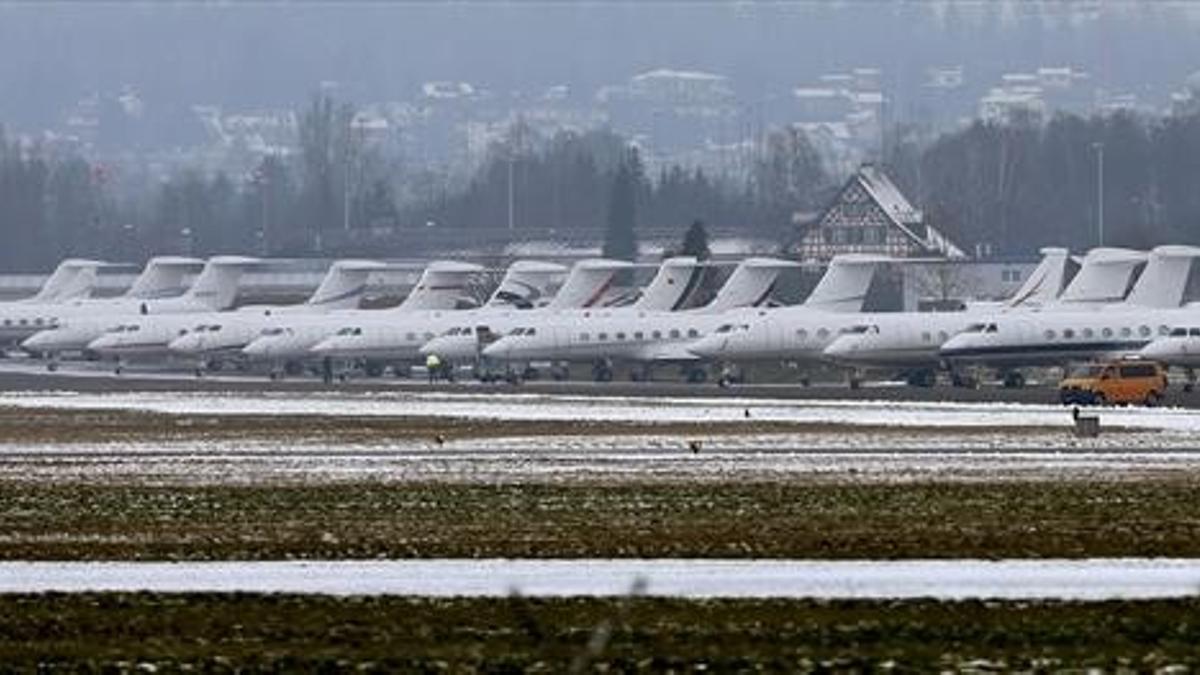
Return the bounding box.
[1092,392,1106,407]
[1145,391,1163,407]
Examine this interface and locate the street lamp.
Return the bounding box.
[1092,141,1104,247]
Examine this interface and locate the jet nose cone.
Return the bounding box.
[481,339,510,359]
[1139,340,1172,360]
[168,335,199,354]
[309,338,338,355]
[822,338,855,361]
[20,332,52,350]
[687,335,723,358]
[87,336,116,353]
[242,340,271,357]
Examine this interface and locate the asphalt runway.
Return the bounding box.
[0,360,1123,406]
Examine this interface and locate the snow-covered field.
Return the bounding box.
[3,388,1200,432]
[2,389,1199,483]
[2,559,1198,600]
[4,436,1200,485]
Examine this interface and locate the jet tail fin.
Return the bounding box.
[1005,247,1073,308]
[1055,247,1147,306]
[123,256,204,300]
[802,254,887,313]
[28,259,105,303]
[705,257,800,312]
[632,257,705,311]
[486,260,567,308]
[547,259,632,310]
[398,261,483,310]
[180,256,259,310]
[1123,245,1200,308]
[305,260,387,309]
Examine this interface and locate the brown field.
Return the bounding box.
[4,480,1200,560]
[1,594,1198,670]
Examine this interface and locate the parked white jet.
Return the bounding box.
[239,260,566,375]
[938,245,1200,373]
[413,257,706,365]
[679,255,888,375]
[818,246,1137,384]
[86,260,388,369]
[306,258,638,369]
[479,257,811,382]
[20,256,251,359]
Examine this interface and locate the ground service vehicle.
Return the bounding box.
[1059,359,1167,406]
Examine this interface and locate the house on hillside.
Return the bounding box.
[793,164,965,262]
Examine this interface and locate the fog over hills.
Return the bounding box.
[0,2,1197,131]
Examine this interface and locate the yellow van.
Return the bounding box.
[1059,360,1168,406]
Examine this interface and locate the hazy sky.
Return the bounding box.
[0,2,1197,128]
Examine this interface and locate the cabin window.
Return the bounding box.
[921,331,932,342]
[1139,325,1152,337]
[797,329,809,340]
[633,331,644,340]
[405,332,416,341]
[616,332,626,341]
[938,331,949,341]
[598,332,608,341]
[817,328,830,339]
[668,329,680,339]
[1045,329,1056,340]
[1082,328,1094,339]
[1159,325,1171,336]
[1063,329,1075,339]
[687,329,700,338]
[579,333,590,342]
[651,330,662,340]
[1120,327,1132,338]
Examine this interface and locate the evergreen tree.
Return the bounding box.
[602,148,640,262]
[680,219,711,260]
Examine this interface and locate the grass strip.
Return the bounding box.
[4,481,1200,560]
[0,594,1197,670]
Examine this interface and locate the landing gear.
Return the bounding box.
[550,364,570,381]
[364,361,385,378]
[684,366,708,384]
[630,364,653,382]
[321,357,334,385]
[904,369,936,388]
[949,369,976,389]
[1185,368,1196,393]
[1002,370,1026,389]
[592,359,614,383]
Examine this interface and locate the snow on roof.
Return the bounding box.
[632,68,727,82]
[854,166,966,259]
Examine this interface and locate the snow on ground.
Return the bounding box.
[4,436,1200,485]
[2,559,1199,599]
[3,388,1200,432]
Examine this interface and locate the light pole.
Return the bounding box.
[1092,141,1104,247]
[507,151,514,232]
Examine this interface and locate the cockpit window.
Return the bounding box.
[965,323,987,333]
[261,327,285,336]
[715,324,734,334]
[1171,327,1187,337]
[844,325,870,334]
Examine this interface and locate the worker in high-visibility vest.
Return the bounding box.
[425,353,441,384]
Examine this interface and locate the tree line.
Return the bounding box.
[885,111,1200,256]
[4,95,1200,272]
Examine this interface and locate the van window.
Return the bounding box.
[1119,364,1157,378]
